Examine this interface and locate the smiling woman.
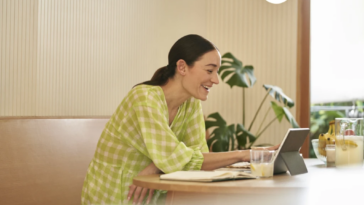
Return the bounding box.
[178,49,221,101]
[81,34,279,205]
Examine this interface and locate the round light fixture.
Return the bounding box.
[266,0,287,4]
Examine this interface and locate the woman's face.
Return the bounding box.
[182,49,221,101]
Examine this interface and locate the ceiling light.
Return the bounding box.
[267,0,287,4]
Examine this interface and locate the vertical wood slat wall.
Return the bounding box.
[36,0,163,116]
[0,0,298,145]
[0,0,38,116]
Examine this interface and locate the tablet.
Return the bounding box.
[273,128,310,175]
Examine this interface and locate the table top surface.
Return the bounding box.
[133,159,364,194]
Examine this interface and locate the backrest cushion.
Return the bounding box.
[0,119,108,205]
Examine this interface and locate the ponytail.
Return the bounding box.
[133,65,175,87]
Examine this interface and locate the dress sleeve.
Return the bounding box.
[181,100,209,171]
[132,102,205,173]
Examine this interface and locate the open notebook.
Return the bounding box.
[160,170,256,182]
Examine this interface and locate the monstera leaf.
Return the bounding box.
[205,112,235,152]
[235,124,256,149]
[263,85,294,108]
[271,101,299,128]
[219,52,256,88]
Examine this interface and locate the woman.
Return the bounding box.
[81,34,278,205]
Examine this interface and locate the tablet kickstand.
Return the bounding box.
[280,152,308,175]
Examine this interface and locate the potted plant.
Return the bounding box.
[205,52,299,152]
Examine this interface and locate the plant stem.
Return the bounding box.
[243,88,245,126]
[248,90,270,131]
[256,106,272,135]
[249,116,280,148]
[256,113,284,138]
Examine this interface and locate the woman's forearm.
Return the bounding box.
[200,150,250,171]
[140,162,162,175]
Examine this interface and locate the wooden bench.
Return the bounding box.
[0,118,109,205]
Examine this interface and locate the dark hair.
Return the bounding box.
[135,34,218,87]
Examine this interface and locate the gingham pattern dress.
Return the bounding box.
[81,84,208,205]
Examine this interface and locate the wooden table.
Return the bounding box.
[133,159,364,205]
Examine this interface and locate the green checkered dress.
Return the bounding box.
[81,84,208,205]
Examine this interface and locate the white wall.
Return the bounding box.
[0,0,298,145]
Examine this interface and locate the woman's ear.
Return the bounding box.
[176,59,187,76]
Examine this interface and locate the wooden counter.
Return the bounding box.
[134,159,364,205]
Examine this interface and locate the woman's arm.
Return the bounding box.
[128,151,246,203]
[127,162,161,205]
[200,144,280,170]
[201,150,249,171]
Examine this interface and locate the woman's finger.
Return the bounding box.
[132,186,144,205]
[137,188,148,205]
[146,189,154,204]
[127,184,137,201]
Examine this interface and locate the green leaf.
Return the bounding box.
[263,85,294,108]
[219,52,256,88]
[271,101,284,122]
[356,101,363,112]
[205,112,235,152]
[323,111,345,118]
[311,124,319,133]
[207,132,228,152]
[220,70,234,81]
[227,124,235,150]
[235,123,256,149]
[283,107,300,128]
[271,101,300,128]
[205,112,226,129]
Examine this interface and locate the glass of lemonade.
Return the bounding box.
[335,118,364,167]
[250,149,275,177]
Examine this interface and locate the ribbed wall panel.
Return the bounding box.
[35,0,161,116]
[203,0,298,145]
[0,0,38,116]
[0,0,298,145]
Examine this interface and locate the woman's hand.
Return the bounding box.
[267,144,281,150]
[127,162,161,205]
[244,144,281,162]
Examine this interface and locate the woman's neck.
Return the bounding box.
[161,79,190,111]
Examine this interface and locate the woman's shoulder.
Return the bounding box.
[127,84,164,105]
